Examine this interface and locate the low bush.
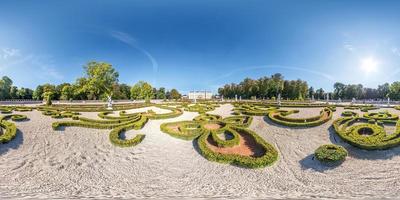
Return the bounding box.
[315,144,347,164]
[341,111,358,117]
[109,124,145,147]
[11,114,28,121]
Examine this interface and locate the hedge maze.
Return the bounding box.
[333,110,400,150]
[161,114,278,168]
[52,105,182,147]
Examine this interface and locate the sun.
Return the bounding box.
[360,57,379,73]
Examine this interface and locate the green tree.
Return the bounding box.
[389,82,400,100]
[156,87,166,99]
[170,89,181,100]
[61,85,74,100]
[10,86,19,99]
[0,76,13,99]
[33,85,44,100]
[130,81,154,102]
[82,61,119,100]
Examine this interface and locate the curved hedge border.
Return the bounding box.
[194,114,222,122]
[268,107,333,127]
[52,105,182,148]
[0,114,28,143]
[363,111,398,121]
[315,144,347,164]
[333,114,400,150]
[160,114,278,168]
[184,103,220,114]
[342,111,358,117]
[233,103,277,116]
[197,127,278,168]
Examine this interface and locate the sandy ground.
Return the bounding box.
[1,104,400,199]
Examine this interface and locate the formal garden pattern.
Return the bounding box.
[160,113,278,168]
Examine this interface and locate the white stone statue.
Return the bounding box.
[239,96,242,101]
[387,97,390,106]
[278,93,281,106]
[235,94,237,101]
[107,95,113,110]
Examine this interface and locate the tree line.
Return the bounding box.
[218,73,309,100]
[0,61,181,101]
[218,73,400,101]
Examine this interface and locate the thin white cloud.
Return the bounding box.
[109,30,158,74]
[0,48,20,59]
[0,48,63,80]
[392,47,400,57]
[343,43,355,52]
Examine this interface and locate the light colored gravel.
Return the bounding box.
[1,105,400,199]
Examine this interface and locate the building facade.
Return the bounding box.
[188,91,213,100]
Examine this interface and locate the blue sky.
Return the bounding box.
[1,0,400,93]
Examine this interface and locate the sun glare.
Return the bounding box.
[360,57,379,73]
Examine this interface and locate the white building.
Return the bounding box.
[188,91,213,100]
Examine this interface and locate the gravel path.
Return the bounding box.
[1,105,400,199]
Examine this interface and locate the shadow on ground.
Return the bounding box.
[299,154,343,172]
[0,129,24,155]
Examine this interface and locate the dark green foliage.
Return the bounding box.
[160,113,278,168]
[315,144,347,164]
[333,114,400,150]
[268,108,333,127]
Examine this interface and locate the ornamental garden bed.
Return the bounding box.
[160,113,278,168]
[51,105,183,148]
[333,112,400,150]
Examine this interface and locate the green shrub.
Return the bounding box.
[197,127,278,168]
[268,108,332,127]
[109,124,145,147]
[11,114,27,121]
[315,144,347,164]
[342,111,357,117]
[333,116,400,150]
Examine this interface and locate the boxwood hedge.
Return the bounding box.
[333,114,400,150]
[160,113,278,168]
[315,144,347,164]
[268,107,333,127]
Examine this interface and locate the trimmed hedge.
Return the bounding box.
[160,113,278,168]
[197,127,278,168]
[109,124,145,147]
[341,111,358,117]
[333,115,400,150]
[210,127,240,147]
[160,121,205,140]
[0,114,28,143]
[11,114,28,121]
[194,114,222,122]
[223,115,253,128]
[363,111,398,121]
[51,104,182,148]
[233,103,277,116]
[315,144,347,164]
[268,107,333,127]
